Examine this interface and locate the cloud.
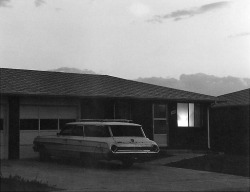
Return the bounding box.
[35,0,46,7]
[136,73,250,96]
[147,1,229,23]
[229,32,250,38]
[0,0,11,8]
[51,67,96,75]
[129,3,151,18]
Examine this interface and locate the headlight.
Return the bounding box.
[111,145,118,152]
[151,144,159,152]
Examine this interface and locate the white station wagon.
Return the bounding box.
[33,119,159,168]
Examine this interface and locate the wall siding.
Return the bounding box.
[210,106,249,155]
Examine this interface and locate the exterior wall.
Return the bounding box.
[0,96,9,159]
[19,96,81,159]
[1,94,212,159]
[80,98,210,149]
[210,106,249,155]
[81,99,114,119]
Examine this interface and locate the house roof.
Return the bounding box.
[215,88,250,107]
[0,68,217,102]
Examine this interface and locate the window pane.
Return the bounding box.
[40,119,58,130]
[177,103,188,127]
[154,104,166,118]
[59,119,76,130]
[85,125,111,137]
[189,103,194,127]
[110,125,144,137]
[0,119,4,130]
[154,120,167,134]
[20,119,39,130]
[194,104,201,127]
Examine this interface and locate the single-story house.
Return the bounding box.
[0,68,217,159]
[211,88,250,155]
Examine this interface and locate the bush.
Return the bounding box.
[0,174,57,192]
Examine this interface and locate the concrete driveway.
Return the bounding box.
[1,154,250,191]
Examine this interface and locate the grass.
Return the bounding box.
[165,153,249,177]
[0,174,58,192]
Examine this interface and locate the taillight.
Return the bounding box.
[111,145,118,152]
[151,144,159,152]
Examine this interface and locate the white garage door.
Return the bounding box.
[19,105,78,158]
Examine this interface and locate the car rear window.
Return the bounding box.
[110,125,144,137]
[84,125,111,137]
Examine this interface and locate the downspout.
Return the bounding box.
[207,106,210,149]
[113,102,116,119]
[152,104,154,141]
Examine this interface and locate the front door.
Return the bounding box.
[153,104,168,147]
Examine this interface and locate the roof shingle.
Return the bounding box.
[215,88,250,107]
[0,68,216,102]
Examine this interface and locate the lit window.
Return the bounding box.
[177,103,189,127]
[177,103,201,127]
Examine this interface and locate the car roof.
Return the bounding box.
[66,122,141,126]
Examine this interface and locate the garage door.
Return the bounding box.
[0,104,8,159]
[19,105,78,158]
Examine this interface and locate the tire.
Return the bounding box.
[39,147,50,161]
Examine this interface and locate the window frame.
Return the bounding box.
[19,104,77,131]
[153,104,168,135]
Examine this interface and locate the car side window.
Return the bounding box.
[60,125,73,135]
[60,125,83,136]
[71,126,83,136]
[84,125,110,137]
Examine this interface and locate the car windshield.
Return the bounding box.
[110,125,144,137]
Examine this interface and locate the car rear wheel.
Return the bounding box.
[39,147,51,161]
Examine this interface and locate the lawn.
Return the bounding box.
[0,175,58,192]
[165,153,249,177]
